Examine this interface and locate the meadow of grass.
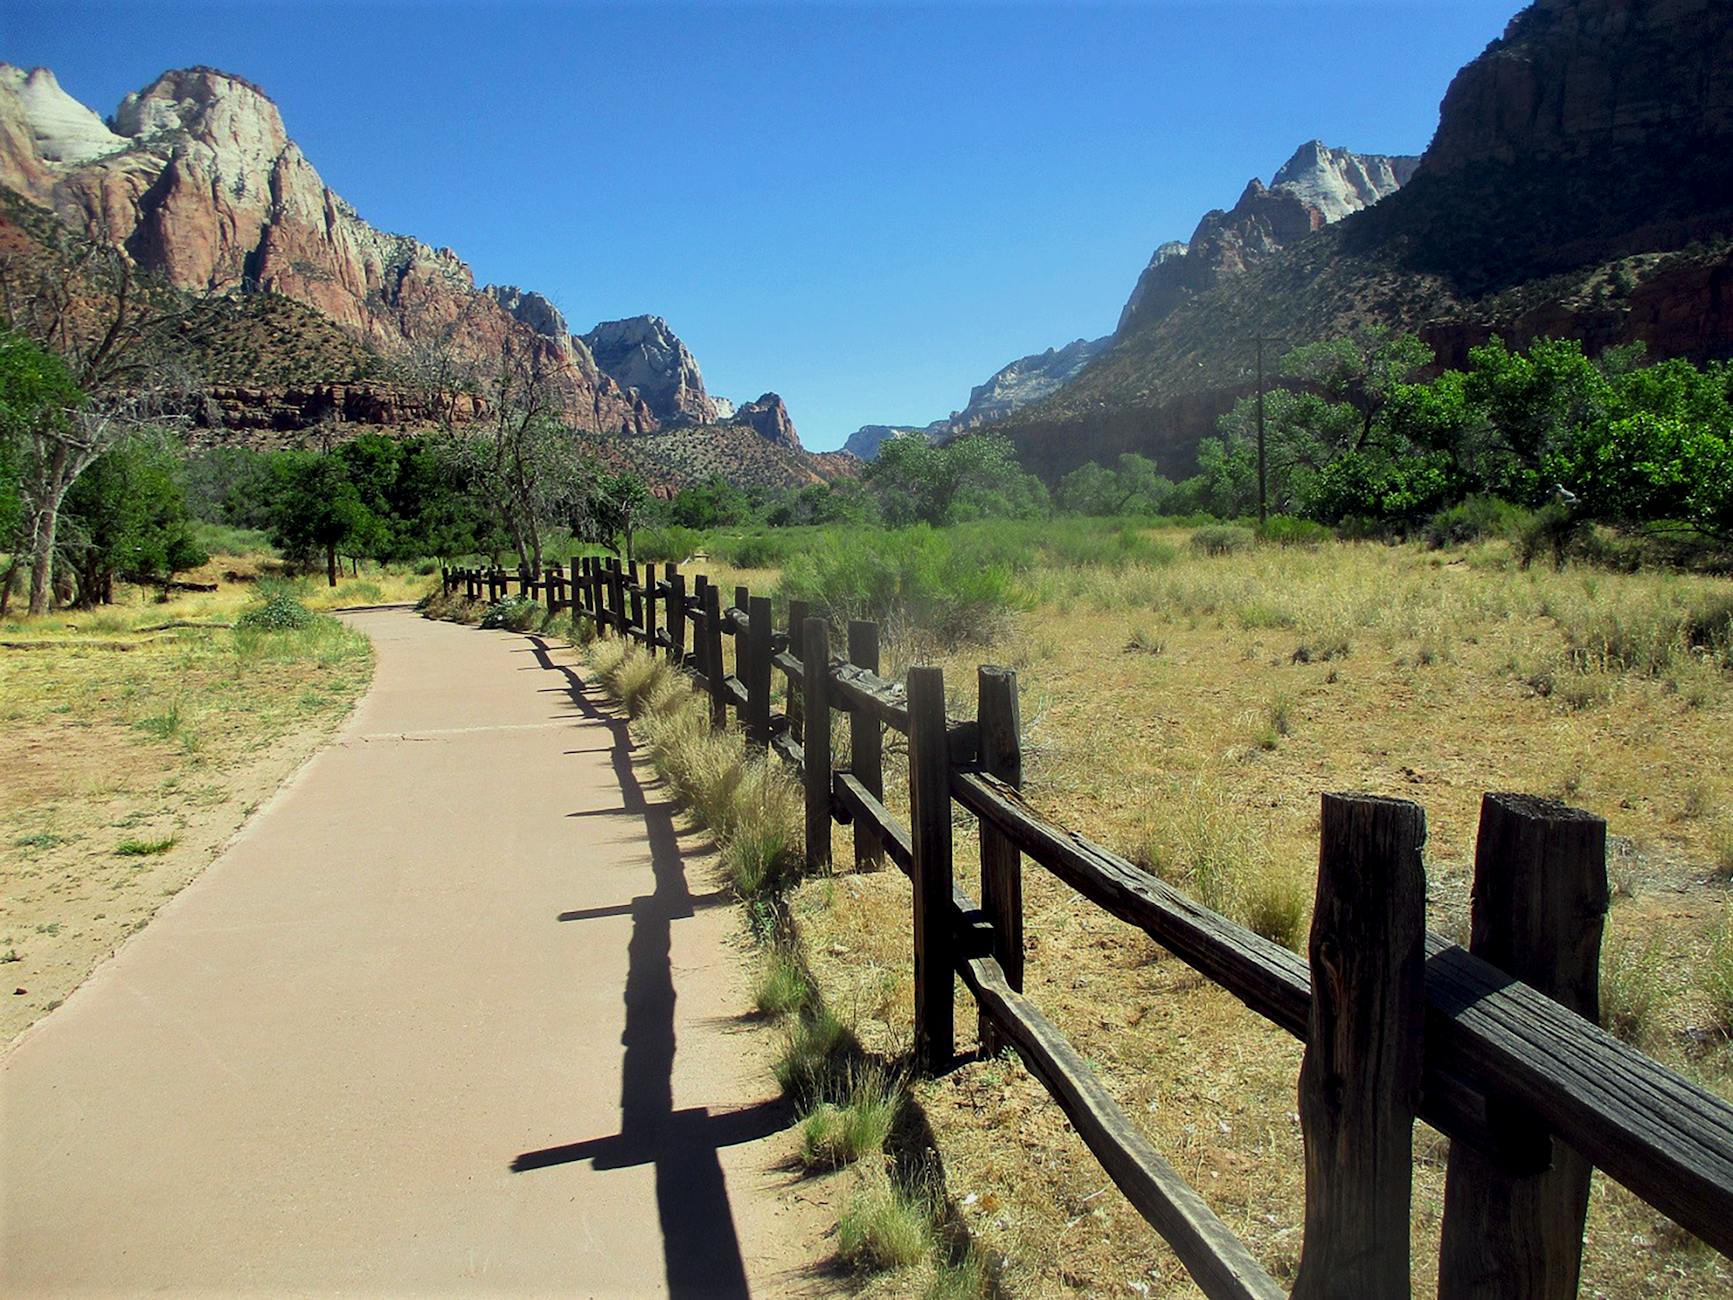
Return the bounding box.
[702,521,1733,1299]
[0,547,397,1042]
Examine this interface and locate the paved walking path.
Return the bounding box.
[2,611,832,1297]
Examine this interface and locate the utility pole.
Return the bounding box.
[1250,335,1285,526]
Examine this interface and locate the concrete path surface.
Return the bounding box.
[2,611,834,1297]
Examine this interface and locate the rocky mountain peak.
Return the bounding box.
[1116,140,1419,335]
[729,392,800,449]
[0,66,126,165]
[579,314,718,426]
[488,285,569,340]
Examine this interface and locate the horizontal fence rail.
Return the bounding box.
[444,555,1733,1297]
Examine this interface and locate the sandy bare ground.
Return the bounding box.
[1,611,842,1297]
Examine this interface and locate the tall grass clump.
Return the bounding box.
[1188,525,1255,557]
[1424,496,1526,548]
[1705,911,1733,1033]
[778,526,1021,643]
[800,1062,901,1169]
[755,945,811,1018]
[1551,584,1733,677]
[837,1175,935,1273]
[1600,934,1667,1047]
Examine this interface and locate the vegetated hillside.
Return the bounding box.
[576,423,858,495]
[994,0,1733,483]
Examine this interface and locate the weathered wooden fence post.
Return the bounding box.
[702,583,727,729]
[1292,793,1426,1300]
[628,560,645,641]
[517,565,532,599]
[908,664,956,1075]
[644,563,659,657]
[610,560,627,640]
[786,600,809,741]
[747,595,773,748]
[801,617,831,875]
[977,665,1023,1054]
[848,620,883,872]
[1437,793,1608,1300]
[668,565,687,663]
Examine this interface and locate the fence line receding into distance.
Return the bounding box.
[442,558,1733,1299]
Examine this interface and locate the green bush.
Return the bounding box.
[634,526,703,565]
[1423,496,1526,548]
[777,526,1022,642]
[235,592,314,631]
[1189,525,1255,557]
[479,595,539,630]
[1256,515,1333,547]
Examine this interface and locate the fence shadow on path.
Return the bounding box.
[509,636,794,1299]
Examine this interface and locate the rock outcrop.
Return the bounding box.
[952,336,1111,431]
[578,315,718,426]
[728,392,800,448]
[1117,140,1417,334]
[0,64,655,434]
[841,424,938,461]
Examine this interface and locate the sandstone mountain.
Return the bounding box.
[991,0,1733,483]
[1115,140,1418,335]
[841,422,946,461]
[579,315,719,426]
[0,62,847,488]
[844,141,1414,459]
[727,392,800,449]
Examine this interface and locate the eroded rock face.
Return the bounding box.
[1422,0,1733,176]
[0,64,655,434]
[579,315,718,426]
[728,392,800,448]
[952,336,1111,431]
[1117,141,1418,334]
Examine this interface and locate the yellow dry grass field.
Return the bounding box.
[0,552,394,1044]
[719,532,1733,1298]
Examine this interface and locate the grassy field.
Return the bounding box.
[0,543,429,1043]
[606,523,1732,1297]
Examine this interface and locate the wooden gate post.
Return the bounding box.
[786,600,809,741]
[848,620,883,872]
[644,564,659,657]
[747,596,773,748]
[908,664,956,1075]
[1292,793,1427,1300]
[977,665,1023,1054]
[702,583,727,730]
[1437,794,1608,1300]
[801,617,831,876]
[668,566,687,664]
[611,560,627,640]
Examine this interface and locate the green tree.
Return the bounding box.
[61,431,207,605]
[1056,454,1173,516]
[867,432,1045,526]
[265,451,377,586]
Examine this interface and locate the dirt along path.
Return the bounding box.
[2,610,839,1297]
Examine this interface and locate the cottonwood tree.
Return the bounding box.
[0,223,196,613]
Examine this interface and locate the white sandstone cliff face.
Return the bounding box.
[951,336,1112,431]
[1116,140,1419,335]
[0,64,657,434]
[579,315,719,427]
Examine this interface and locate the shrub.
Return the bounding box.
[479,595,539,630]
[799,1064,900,1168]
[1423,496,1525,548]
[1257,515,1333,547]
[236,591,314,631]
[1189,525,1255,557]
[777,526,1021,643]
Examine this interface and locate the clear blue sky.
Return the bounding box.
[8,0,1516,450]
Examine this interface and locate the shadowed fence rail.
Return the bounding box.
[443,558,1733,1298]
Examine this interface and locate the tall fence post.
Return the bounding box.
[747,596,773,748]
[908,664,956,1075]
[801,617,831,876]
[611,560,627,640]
[1437,794,1608,1300]
[644,563,659,657]
[702,583,727,730]
[976,665,1023,1055]
[1292,793,1426,1300]
[848,620,882,872]
[787,600,809,742]
[630,561,647,641]
[668,566,687,664]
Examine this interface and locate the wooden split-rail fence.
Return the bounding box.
[443,556,1733,1298]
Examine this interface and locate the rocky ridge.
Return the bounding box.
[991,0,1733,484]
[1116,140,1418,334]
[579,314,719,426]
